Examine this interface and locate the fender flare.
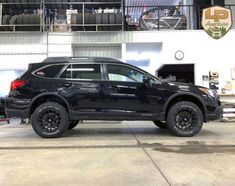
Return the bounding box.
[163,92,206,116]
[29,92,71,117]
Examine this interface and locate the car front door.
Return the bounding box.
[102,63,166,115]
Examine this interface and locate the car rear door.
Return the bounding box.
[58,63,106,115]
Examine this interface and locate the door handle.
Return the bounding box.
[111,85,120,91]
[60,83,72,88]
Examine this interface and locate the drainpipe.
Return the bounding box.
[211,0,214,6]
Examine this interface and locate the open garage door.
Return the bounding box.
[73,44,122,59]
[156,64,195,85]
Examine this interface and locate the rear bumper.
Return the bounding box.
[5,97,31,118]
[205,106,222,121]
[5,108,29,118]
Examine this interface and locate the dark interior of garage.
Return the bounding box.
[156,64,195,85]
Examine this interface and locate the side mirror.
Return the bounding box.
[143,76,152,87]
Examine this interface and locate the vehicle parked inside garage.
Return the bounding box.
[5,57,221,138]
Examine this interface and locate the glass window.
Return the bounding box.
[107,64,145,83]
[35,65,64,78]
[60,64,101,80]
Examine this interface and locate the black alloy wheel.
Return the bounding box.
[175,108,197,130]
[39,108,60,132]
[167,101,203,137]
[32,102,69,138]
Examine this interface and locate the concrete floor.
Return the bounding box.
[0,120,235,186]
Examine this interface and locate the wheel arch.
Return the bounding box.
[29,93,71,119]
[164,93,206,121]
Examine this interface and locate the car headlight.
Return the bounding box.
[199,88,217,97]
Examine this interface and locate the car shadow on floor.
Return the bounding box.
[64,127,216,138]
[65,127,168,136]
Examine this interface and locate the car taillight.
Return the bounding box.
[10,80,27,91]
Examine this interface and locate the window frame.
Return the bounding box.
[32,64,66,79]
[58,62,104,81]
[33,62,162,84]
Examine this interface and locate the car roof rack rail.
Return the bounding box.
[42,57,71,63]
[43,57,121,63]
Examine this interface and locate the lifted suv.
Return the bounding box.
[6,57,221,138]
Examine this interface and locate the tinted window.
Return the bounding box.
[35,65,64,78]
[107,64,144,83]
[60,64,101,80]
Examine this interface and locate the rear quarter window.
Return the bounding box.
[34,65,64,78]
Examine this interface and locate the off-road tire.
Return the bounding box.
[31,102,69,138]
[167,101,203,137]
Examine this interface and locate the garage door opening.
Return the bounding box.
[156,64,195,85]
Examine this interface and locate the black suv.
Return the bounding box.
[6,57,221,138]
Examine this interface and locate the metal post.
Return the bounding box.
[0,3,2,25]
[122,0,125,31]
[42,0,45,32]
[189,5,191,30]
[192,2,198,29]
[82,3,85,30]
[40,0,43,32]
[157,7,160,30]
[198,5,201,29]
[211,0,214,6]
[46,31,49,57]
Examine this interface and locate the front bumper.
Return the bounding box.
[205,106,222,121]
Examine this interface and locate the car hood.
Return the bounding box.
[164,82,204,93]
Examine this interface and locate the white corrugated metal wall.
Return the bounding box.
[73,44,122,59]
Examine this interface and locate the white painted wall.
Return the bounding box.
[126,43,162,75]
[0,54,47,69]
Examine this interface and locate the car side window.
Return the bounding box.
[35,65,64,78]
[107,64,144,83]
[60,64,101,80]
